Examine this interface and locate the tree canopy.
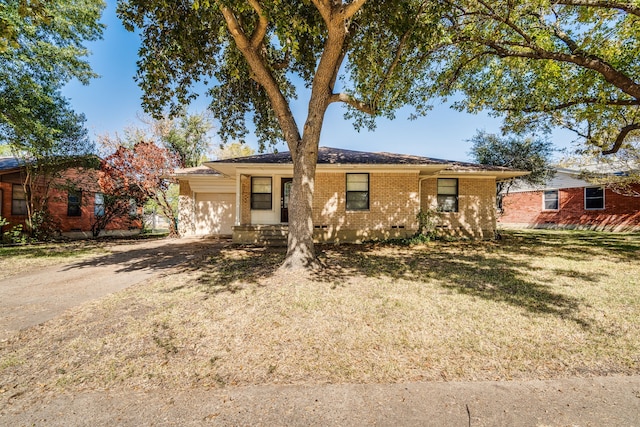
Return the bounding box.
[469,130,556,199]
[152,110,215,167]
[101,141,181,236]
[425,0,640,155]
[118,0,444,269]
[0,0,104,157]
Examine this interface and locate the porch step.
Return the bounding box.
[233,225,289,246]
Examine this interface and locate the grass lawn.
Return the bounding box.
[0,241,111,280]
[1,230,639,394]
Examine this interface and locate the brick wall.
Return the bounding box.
[311,172,420,242]
[234,171,499,242]
[499,185,640,231]
[421,177,497,239]
[240,175,251,225]
[1,167,141,236]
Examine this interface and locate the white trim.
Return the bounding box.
[235,173,242,225]
[542,189,559,211]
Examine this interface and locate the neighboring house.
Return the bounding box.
[0,156,141,238]
[499,167,640,231]
[175,147,527,243]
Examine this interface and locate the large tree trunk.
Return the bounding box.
[220,2,356,271]
[281,142,319,270]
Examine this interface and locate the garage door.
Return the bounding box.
[195,193,235,236]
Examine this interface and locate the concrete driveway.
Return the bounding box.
[0,237,218,340]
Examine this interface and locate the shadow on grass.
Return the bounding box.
[82,229,634,328]
[61,238,224,275]
[500,229,640,262]
[0,243,99,259]
[311,242,594,329]
[193,246,285,295]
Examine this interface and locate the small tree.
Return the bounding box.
[101,141,181,237]
[92,159,147,238]
[469,131,556,210]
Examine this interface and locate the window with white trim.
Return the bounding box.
[543,190,559,210]
[585,187,604,210]
[346,173,369,211]
[251,177,272,210]
[437,178,458,212]
[95,193,105,217]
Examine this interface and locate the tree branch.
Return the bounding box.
[476,0,536,46]
[328,92,375,114]
[220,6,251,49]
[602,123,640,155]
[504,98,640,113]
[554,0,640,17]
[248,0,268,49]
[473,38,640,100]
[220,5,302,149]
[343,0,367,19]
[372,1,428,106]
[310,0,332,25]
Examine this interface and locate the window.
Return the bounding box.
[251,177,272,210]
[585,187,604,210]
[346,173,369,210]
[129,199,138,216]
[67,190,82,216]
[94,193,105,217]
[437,178,458,212]
[543,190,559,210]
[11,184,27,215]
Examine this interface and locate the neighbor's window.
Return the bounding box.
[437,178,458,212]
[346,173,369,210]
[585,187,604,210]
[11,184,27,215]
[251,177,272,210]
[543,189,559,210]
[129,199,138,216]
[94,193,105,217]
[67,189,82,216]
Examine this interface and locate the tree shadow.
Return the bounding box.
[312,240,602,329]
[499,230,640,262]
[61,238,226,274]
[194,246,285,295]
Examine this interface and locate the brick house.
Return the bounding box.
[175,147,527,243]
[0,156,141,238]
[498,167,640,231]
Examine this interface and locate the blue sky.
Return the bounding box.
[62,2,575,162]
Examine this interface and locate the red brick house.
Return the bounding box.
[0,157,142,239]
[499,167,640,231]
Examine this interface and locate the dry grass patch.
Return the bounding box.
[1,230,639,395]
[0,241,111,279]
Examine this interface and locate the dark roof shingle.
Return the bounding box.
[209,146,515,172]
[0,157,21,172]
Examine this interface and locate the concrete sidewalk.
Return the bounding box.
[2,376,639,426]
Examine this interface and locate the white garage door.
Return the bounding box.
[195,193,235,236]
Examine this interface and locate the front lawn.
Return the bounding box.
[1,230,639,393]
[0,241,109,280]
